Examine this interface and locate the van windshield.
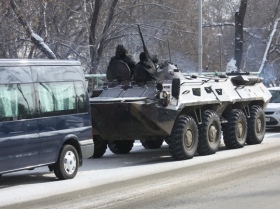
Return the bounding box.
[269,90,280,103]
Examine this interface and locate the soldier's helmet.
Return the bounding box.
[116,44,127,59]
[139,52,148,61]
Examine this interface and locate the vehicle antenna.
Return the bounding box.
[167,39,172,63]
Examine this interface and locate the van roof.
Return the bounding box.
[0,59,81,66]
[267,87,280,91]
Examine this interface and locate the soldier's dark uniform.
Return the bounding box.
[108,45,136,78]
[134,52,157,82]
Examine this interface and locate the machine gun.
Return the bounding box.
[137,24,151,59]
[137,24,160,64]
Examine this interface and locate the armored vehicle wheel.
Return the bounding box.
[93,136,108,158]
[140,139,164,149]
[169,115,198,160]
[108,140,134,154]
[246,105,265,145]
[54,145,79,180]
[223,109,248,149]
[197,110,221,155]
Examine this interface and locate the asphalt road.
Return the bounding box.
[1,129,280,209]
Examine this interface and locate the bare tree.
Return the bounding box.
[10,0,56,59]
[3,0,280,82]
[234,0,248,71]
[89,0,119,74]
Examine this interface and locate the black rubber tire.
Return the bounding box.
[168,115,198,160]
[48,165,54,171]
[140,139,164,149]
[93,136,107,158]
[197,110,221,155]
[108,140,134,154]
[246,105,265,145]
[54,145,79,180]
[223,109,248,149]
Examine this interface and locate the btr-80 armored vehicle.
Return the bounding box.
[90,61,271,160]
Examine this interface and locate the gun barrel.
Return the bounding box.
[137,25,150,58]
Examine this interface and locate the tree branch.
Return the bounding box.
[10,0,56,59]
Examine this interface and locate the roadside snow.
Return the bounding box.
[226,58,237,73]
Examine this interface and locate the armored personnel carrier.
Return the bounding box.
[90,61,271,160]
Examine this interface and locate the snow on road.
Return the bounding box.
[0,132,279,208]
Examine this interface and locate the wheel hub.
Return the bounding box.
[256,118,262,134]
[237,121,243,138]
[184,129,193,148]
[209,125,217,142]
[64,151,76,175]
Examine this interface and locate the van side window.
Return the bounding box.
[75,81,88,113]
[36,82,76,116]
[0,84,36,121]
[31,65,82,82]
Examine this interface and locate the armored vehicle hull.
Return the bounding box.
[90,62,271,160]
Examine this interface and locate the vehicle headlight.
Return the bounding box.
[159,91,170,106]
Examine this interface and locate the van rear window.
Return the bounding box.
[0,84,36,121]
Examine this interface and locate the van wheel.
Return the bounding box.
[169,115,198,160]
[223,109,247,149]
[108,140,134,154]
[140,139,164,149]
[93,136,107,158]
[54,145,79,180]
[198,110,221,155]
[246,105,265,145]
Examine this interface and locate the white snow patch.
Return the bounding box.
[31,33,44,42]
[226,58,238,73]
[31,32,56,58]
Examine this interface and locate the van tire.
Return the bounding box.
[54,145,79,180]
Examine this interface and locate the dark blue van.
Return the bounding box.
[0,59,94,180]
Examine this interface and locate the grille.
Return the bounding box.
[265,111,274,115]
[266,117,278,125]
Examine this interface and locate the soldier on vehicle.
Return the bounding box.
[134,52,157,83]
[107,44,136,78]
